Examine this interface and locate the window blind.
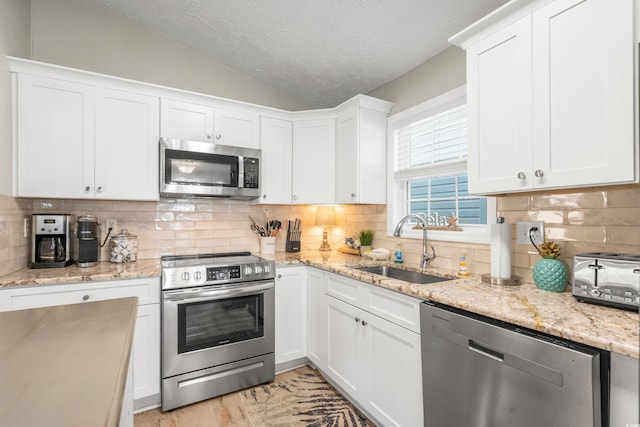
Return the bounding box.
[394,104,468,173]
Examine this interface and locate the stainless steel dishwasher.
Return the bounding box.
[420,301,609,427]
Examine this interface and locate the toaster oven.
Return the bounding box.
[573,252,640,311]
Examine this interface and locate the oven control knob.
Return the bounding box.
[194,271,202,280]
[263,264,271,273]
[244,266,253,275]
[182,272,190,281]
[590,289,601,297]
[255,265,263,274]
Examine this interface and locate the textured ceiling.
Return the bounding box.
[95,0,508,108]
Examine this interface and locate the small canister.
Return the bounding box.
[110,229,138,263]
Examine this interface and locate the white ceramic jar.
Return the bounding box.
[110,229,138,263]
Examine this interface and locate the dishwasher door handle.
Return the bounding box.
[468,340,504,362]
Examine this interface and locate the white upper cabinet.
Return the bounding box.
[16,74,159,200]
[160,99,214,142]
[455,0,638,194]
[334,95,393,204]
[160,99,259,149]
[95,88,159,200]
[291,116,336,204]
[258,117,293,204]
[214,108,260,149]
[17,74,95,199]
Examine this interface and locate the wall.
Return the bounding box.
[367,46,466,115]
[27,199,385,263]
[29,0,310,111]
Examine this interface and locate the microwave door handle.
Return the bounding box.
[238,156,244,189]
[163,281,274,303]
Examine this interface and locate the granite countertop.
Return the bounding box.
[0,297,137,427]
[267,251,639,359]
[0,252,637,358]
[0,258,161,288]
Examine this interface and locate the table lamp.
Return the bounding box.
[315,206,336,252]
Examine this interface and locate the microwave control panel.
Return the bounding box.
[243,157,259,188]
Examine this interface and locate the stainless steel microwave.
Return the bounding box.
[160,138,261,200]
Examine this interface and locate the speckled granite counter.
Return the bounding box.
[265,251,639,359]
[0,259,160,288]
[0,252,637,358]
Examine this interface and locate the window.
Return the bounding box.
[387,86,495,243]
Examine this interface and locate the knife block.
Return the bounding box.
[285,229,301,253]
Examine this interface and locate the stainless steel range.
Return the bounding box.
[160,252,275,411]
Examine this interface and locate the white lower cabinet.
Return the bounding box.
[275,267,307,366]
[323,272,423,427]
[306,267,325,370]
[0,278,161,410]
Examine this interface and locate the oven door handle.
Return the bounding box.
[163,280,274,303]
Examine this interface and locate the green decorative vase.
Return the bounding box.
[533,258,568,292]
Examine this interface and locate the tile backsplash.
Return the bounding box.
[0,184,638,284]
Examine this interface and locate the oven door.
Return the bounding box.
[162,280,274,378]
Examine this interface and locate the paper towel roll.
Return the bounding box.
[490,221,512,279]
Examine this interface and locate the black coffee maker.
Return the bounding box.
[77,215,100,267]
[31,214,74,268]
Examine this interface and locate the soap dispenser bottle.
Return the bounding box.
[394,242,403,264]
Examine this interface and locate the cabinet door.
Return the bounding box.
[160,99,214,142]
[306,268,325,369]
[132,303,161,401]
[335,108,359,203]
[95,88,160,201]
[275,267,307,365]
[532,0,636,188]
[258,117,292,204]
[325,295,365,400]
[292,118,336,204]
[466,16,533,194]
[214,108,259,149]
[365,315,423,427]
[16,74,95,198]
[335,108,388,204]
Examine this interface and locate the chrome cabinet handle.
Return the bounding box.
[355,317,360,323]
[292,195,298,200]
[82,295,90,301]
[84,186,91,192]
[517,172,526,180]
[361,320,367,326]
[97,186,103,193]
[206,133,213,139]
[534,169,544,178]
[277,274,282,279]
[262,194,267,199]
[216,134,222,140]
[350,193,356,198]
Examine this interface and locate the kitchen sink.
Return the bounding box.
[356,266,451,284]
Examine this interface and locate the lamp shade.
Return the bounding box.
[315,206,336,226]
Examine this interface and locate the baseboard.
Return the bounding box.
[275,357,309,374]
[134,394,161,413]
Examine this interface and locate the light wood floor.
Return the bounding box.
[134,367,311,427]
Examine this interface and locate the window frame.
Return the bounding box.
[386,86,496,244]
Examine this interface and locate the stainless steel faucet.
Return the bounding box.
[393,213,436,269]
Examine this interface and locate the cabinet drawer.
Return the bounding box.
[367,285,421,334]
[325,272,421,333]
[324,273,366,306]
[4,278,160,311]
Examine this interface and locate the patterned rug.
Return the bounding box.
[240,365,375,427]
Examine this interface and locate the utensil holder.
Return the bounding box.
[285,229,301,253]
[260,236,276,254]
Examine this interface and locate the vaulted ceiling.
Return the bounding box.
[96,0,508,108]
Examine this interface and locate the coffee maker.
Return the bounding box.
[77,215,100,268]
[31,214,74,268]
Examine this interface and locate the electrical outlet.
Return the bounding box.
[516,221,544,245]
[106,219,117,233]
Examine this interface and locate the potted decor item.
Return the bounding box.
[532,241,567,292]
[356,229,375,256]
